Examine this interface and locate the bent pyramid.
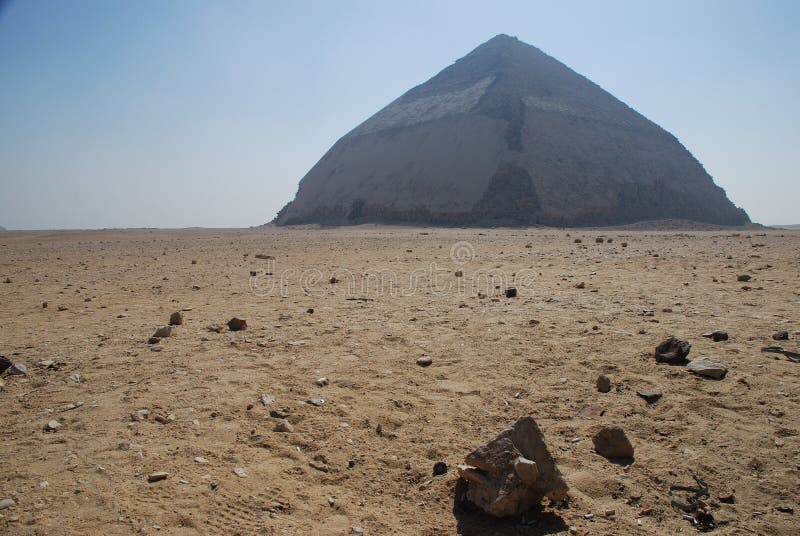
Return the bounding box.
[274,34,749,227]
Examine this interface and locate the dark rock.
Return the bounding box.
[433,461,448,476]
[592,426,634,459]
[169,311,184,325]
[637,391,663,404]
[737,274,751,282]
[227,317,247,331]
[455,416,568,517]
[147,337,161,345]
[505,287,517,298]
[596,374,611,393]
[702,330,729,342]
[0,356,12,374]
[574,282,585,289]
[152,325,172,338]
[772,331,789,341]
[654,336,691,365]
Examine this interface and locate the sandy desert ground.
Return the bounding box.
[0,226,798,535]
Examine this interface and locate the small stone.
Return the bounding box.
[592,426,634,459]
[596,374,611,393]
[66,372,83,383]
[505,287,517,298]
[169,311,184,325]
[260,394,275,405]
[274,419,294,433]
[0,498,14,510]
[605,509,616,517]
[316,377,329,387]
[57,304,68,311]
[350,526,364,535]
[454,270,463,277]
[702,330,729,342]
[233,467,247,478]
[227,317,247,331]
[153,326,172,339]
[6,362,27,376]
[306,308,314,314]
[0,356,12,374]
[575,282,585,289]
[147,336,161,345]
[147,471,168,483]
[637,391,663,404]
[194,457,209,464]
[642,309,655,317]
[44,419,60,432]
[773,331,790,341]
[654,336,691,365]
[270,409,289,419]
[776,505,794,514]
[737,274,751,282]
[686,358,728,379]
[416,356,433,367]
[150,345,164,352]
[306,398,325,406]
[433,461,448,476]
[132,409,150,421]
[513,457,539,484]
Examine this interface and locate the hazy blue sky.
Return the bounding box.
[1,0,798,229]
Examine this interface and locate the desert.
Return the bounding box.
[1,225,798,535]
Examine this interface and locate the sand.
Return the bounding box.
[0,226,798,535]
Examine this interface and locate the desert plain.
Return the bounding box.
[0,226,798,535]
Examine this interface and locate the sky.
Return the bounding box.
[0,0,798,229]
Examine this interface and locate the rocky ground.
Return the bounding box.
[0,226,798,535]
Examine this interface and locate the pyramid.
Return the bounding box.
[274,34,749,227]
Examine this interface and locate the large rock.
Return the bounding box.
[686,358,728,379]
[654,336,691,365]
[273,34,749,228]
[455,416,568,517]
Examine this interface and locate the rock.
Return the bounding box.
[0,356,12,374]
[773,331,790,341]
[0,498,14,510]
[66,372,82,383]
[455,416,568,517]
[316,377,329,387]
[637,391,663,404]
[147,471,168,483]
[131,409,150,422]
[147,337,161,345]
[350,526,364,535]
[152,325,172,338]
[702,330,729,342]
[737,274,751,282]
[686,358,728,379]
[306,398,325,406]
[274,419,294,433]
[330,277,339,284]
[227,317,247,331]
[233,467,247,478]
[574,282,585,289]
[260,394,275,405]
[416,356,433,367]
[654,336,691,365]
[193,457,209,464]
[455,270,463,277]
[433,461,448,476]
[169,311,184,325]
[150,345,164,352]
[270,409,289,419]
[592,426,634,459]
[642,309,655,316]
[505,287,517,298]
[44,419,61,432]
[596,374,611,393]
[207,324,224,333]
[6,362,27,376]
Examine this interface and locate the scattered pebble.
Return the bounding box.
[316,377,329,387]
[274,419,294,433]
[227,317,247,331]
[416,356,433,367]
[152,325,172,338]
[233,467,247,478]
[773,331,789,341]
[0,498,15,510]
[637,391,663,404]
[596,374,611,393]
[432,461,448,476]
[44,419,60,432]
[148,471,168,483]
[169,311,184,325]
[702,330,729,342]
[686,358,728,379]
[306,398,325,406]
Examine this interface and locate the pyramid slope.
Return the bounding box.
[275,35,749,227]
